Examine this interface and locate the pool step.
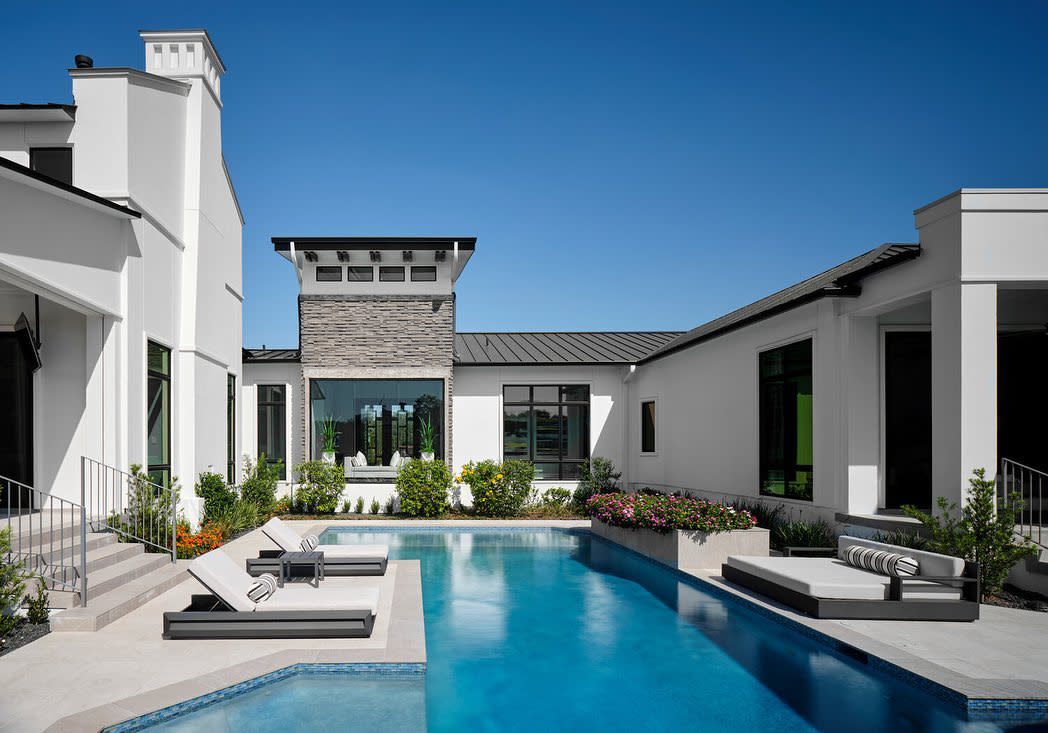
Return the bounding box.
[51,561,189,631]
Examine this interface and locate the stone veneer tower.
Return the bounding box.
[272,237,476,466]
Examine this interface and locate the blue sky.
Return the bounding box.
[3,2,1046,347]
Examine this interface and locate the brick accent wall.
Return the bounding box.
[298,294,455,465]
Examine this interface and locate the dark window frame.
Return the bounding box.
[256,384,287,480]
[410,266,437,282]
[640,399,657,453]
[226,374,236,483]
[146,341,172,487]
[29,146,73,185]
[503,385,590,480]
[315,266,343,282]
[758,338,814,501]
[347,266,374,282]
[379,266,405,282]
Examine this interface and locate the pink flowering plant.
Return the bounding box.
[586,491,756,534]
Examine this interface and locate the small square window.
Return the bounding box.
[347,266,374,282]
[316,266,342,282]
[29,148,72,185]
[641,400,656,453]
[379,266,405,282]
[411,266,437,282]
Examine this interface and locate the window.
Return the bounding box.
[316,266,342,282]
[641,400,656,453]
[759,339,813,501]
[146,341,171,487]
[411,266,436,282]
[347,266,374,282]
[503,385,589,480]
[30,147,72,185]
[379,266,405,282]
[226,374,236,483]
[309,379,444,467]
[257,385,286,480]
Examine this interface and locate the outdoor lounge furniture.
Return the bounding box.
[721,536,980,621]
[252,517,389,576]
[163,548,379,640]
[344,454,410,481]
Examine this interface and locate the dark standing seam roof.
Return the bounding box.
[243,348,301,363]
[639,243,921,364]
[454,332,683,366]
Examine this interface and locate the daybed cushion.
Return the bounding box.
[356,451,368,467]
[390,450,402,468]
[189,549,259,612]
[261,586,380,614]
[725,555,962,601]
[837,536,965,578]
[842,545,918,577]
[318,543,389,560]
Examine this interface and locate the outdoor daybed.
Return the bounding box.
[163,548,379,640]
[249,517,389,577]
[721,536,980,621]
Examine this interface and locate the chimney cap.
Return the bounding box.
[74,55,94,69]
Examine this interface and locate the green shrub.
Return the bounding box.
[729,499,785,531]
[370,498,381,514]
[196,471,236,523]
[539,487,572,508]
[241,455,281,513]
[355,496,365,514]
[294,461,346,514]
[771,519,836,550]
[396,460,452,517]
[207,500,260,540]
[573,457,621,508]
[869,529,929,550]
[904,468,1036,598]
[107,465,178,552]
[341,499,352,514]
[24,578,49,625]
[384,497,396,514]
[0,528,27,643]
[459,459,535,517]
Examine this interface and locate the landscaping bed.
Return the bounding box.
[0,620,49,658]
[987,585,1048,613]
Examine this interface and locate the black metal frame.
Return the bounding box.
[162,594,376,640]
[503,384,590,480]
[721,561,981,621]
[247,549,388,577]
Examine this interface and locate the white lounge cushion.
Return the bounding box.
[725,555,962,601]
[837,536,964,578]
[318,543,389,560]
[261,586,380,614]
[356,451,368,467]
[189,549,259,613]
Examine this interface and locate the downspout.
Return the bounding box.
[289,240,303,288]
[622,365,637,490]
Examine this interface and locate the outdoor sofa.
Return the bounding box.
[248,517,389,577]
[163,548,379,640]
[345,451,409,481]
[722,536,980,621]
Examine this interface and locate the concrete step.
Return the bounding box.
[47,552,173,609]
[4,516,84,547]
[51,561,189,632]
[77,540,145,574]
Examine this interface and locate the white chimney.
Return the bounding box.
[138,29,226,104]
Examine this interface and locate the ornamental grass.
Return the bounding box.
[586,492,756,534]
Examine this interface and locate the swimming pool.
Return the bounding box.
[132,529,1041,732]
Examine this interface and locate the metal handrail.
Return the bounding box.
[1,473,84,602]
[81,457,178,564]
[999,457,1046,547]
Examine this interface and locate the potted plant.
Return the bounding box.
[318,417,338,464]
[419,415,437,462]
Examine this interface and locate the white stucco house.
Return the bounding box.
[0,29,243,507]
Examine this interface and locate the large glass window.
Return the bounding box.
[226,374,236,483]
[503,385,589,480]
[641,400,656,453]
[759,339,813,501]
[146,341,171,486]
[309,379,444,467]
[257,385,287,480]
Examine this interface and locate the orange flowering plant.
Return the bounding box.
[175,521,224,559]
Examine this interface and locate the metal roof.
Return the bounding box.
[639,243,921,364]
[454,332,683,366]
[242,348,301,363]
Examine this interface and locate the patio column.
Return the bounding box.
[931,282,997,509]
[842,314,879,514]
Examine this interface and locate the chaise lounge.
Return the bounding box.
[248,517,389,577]
[163,548,379,640]
[721,536,980,621]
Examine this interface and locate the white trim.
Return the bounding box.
[878,324,931,510]
[68,67,191,96]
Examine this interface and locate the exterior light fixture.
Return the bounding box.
[402,250,414,262]
[337,251,350,262]
[435,250,447,262]
[369,250,382,262]
[303,251,318,262]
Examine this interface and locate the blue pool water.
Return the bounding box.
[140,529,1041,732]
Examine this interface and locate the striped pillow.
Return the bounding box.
[247,572,277,603]
[300,534,319,552]
[842,545,919,577]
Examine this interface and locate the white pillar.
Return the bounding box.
[931,282,997,508]
[843,315,880,514]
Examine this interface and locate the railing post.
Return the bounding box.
[171,485,177,563]
[80,456,88,606]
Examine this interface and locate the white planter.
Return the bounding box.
[421,452,435,462]
[322,451,336,464]
[590,519,769,570]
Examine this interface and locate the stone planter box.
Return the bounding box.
[590,519,770,570]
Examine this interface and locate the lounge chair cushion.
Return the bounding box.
[263,517,315,553]
[189,549,259,612]
[842,545,918,577]
[318,543,389,560]
[837,536,965,578]
[261,586,380,614]
[725,555,962,601]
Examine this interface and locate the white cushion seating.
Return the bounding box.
[188,548,381,613]
[355,451,367,467]
[262,517,389,559]
[838,536,964,577]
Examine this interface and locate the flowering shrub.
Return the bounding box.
[396,460,452,517]
[175,522,224,559]
[586,492,756,534]
[457,460,534,517]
